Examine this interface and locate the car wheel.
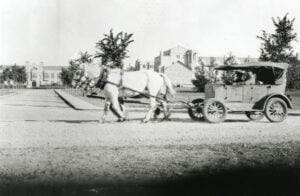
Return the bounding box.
[203,98,227,123]
[265,98,288,122]
[188,99,204,121]
[245,111,264,121]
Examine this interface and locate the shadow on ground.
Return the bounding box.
[1,165,299,196]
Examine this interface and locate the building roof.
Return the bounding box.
[163,61,194,85]
[171,45,187,51]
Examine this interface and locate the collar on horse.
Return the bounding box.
[97,67,125,89]
[97,67,109,89]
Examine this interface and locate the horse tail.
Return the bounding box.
[160,73,176,97]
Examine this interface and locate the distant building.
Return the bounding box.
[153,45,258,87]
[154,45,199,73]
[0,62,64,88]
[154,46,197,87]
[134,59,154,71]
[25,62,63,88]
[162,61,196,87]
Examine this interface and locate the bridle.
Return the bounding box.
[71,70,84,89]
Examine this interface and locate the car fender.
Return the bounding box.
[262,94,293,110]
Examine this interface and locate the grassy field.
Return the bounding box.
[1,141,300,195]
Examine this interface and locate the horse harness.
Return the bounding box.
[97,67,124,90]
[96,68,174,103]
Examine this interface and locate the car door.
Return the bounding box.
[226,85,243,102]
[251,85,269,102]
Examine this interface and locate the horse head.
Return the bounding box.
[72,60,102,88]
[72,68,85,88]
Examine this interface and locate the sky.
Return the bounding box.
[0,0,300,67]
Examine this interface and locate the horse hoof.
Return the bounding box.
[142,119,149,123]
[117,118,126,122]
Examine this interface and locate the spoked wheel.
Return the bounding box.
[245,111,264,121]
[188,99,204,121]
[203,98,227,123]
[265,98,288,122]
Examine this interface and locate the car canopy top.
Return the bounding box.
[215,62,289,71]
[215,62,289,85]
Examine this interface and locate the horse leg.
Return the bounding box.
[111,96,126,122]
[82,88,86,96]
[162,101,171,121]
[142,97,157,123]
[153,102,162,120]
[101,98,110,123]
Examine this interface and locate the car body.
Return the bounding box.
[188,62,292,123]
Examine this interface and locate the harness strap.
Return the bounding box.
[104,80,169,102]
[119,68,124,88]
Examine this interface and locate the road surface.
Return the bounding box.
[0,89,300,195]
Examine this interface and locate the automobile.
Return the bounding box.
[188,62,292,123]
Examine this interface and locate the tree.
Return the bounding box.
[61,64,79,85]
[257,14,300,89]
[192,67,209,92]
[95,29,134,68]
[221,53,239,84]
[257,14,297,63]
[70,51,93,65]
[2,65,27,84]
[286,60,300,89]
[223,52,238,66]
[15,66,27,83]
[60,63,80,86]
[77,51,93,64]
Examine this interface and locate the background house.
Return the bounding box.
[0,62,63,88]
[153,46,198,87]
[134,59,154,71]
[25,62,63,88]
[152,45,258,87]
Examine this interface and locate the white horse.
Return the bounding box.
[72,62,176,122]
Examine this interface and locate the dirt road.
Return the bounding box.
[1,89,300,195]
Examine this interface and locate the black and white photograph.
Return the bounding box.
[1,0,300,195]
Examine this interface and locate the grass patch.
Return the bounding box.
[1,141,300,195]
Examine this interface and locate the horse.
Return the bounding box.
[72,62,176,123]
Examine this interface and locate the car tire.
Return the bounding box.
[188,99,204,121]
[245,111,264,121]
[203,98,227,123]
[264,98,288,122]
